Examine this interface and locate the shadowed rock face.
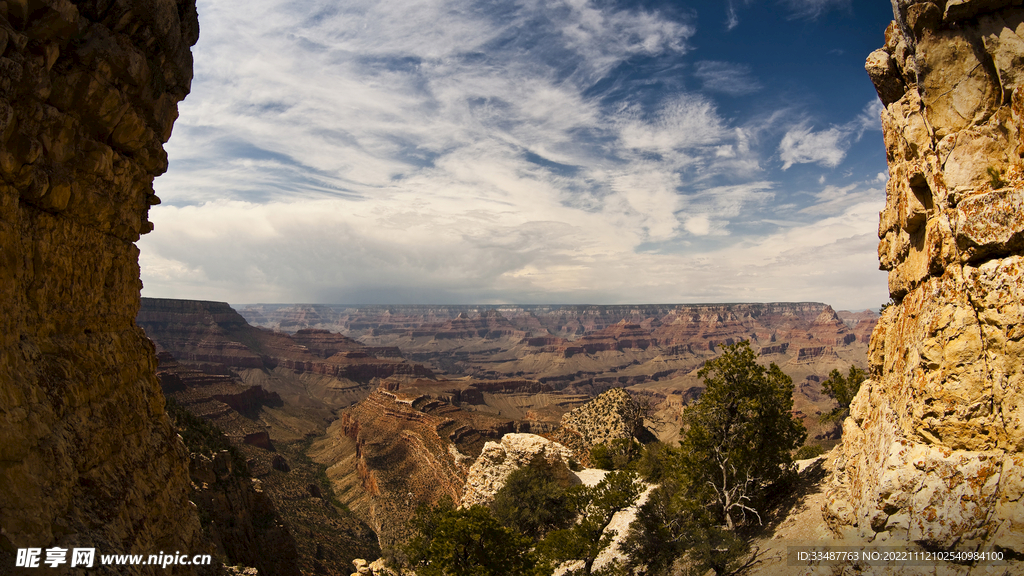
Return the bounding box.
[137,298,435,407]
[0,0,202,573]
[826,0,1024,550]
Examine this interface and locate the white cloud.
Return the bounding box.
[852,98,885,136]
[141,0,890,310]
[141,186,888,309]
[774,99,883,170]
[781,0,850,20]
[725,4,740,30]
[694,61,762,95]
[798,183,879,216]
[778,125,849,169]
[684,215,711,236]
[618,95,728,153]
[723,0,848,28]
[552,0,694,81]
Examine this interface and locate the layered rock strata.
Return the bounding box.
[825,0,1024,551]
[147,306,383,575]
[311,383,519,548]
[239,303,865,350]
[0,1,202,573]
[138,298,433,398]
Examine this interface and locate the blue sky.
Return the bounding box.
[139,0,895,310]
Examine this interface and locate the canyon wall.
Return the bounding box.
[825,0,1024,550]
[0,1,202,572]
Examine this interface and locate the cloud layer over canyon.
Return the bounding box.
[141,0,893,309]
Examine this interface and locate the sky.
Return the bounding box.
[139,0,896,311]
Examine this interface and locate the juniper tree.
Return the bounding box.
[623,341,805,576]
[402,499,535,576]
[820,365,867,430]
[490,457,575,540]
[536,470,641,576]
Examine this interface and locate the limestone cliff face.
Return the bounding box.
[0,0,202,572]
[460,433,578,508]
[825,0,1024,550]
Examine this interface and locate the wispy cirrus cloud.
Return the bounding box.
[721,0,849,30]
[780,0,850,20]
[141,0,890,310]
[777,99,883,170]
[694,61,762,95]
[779,125,849,169]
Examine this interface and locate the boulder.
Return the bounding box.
[461,433,578,507]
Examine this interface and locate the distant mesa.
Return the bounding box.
[235,302,876,446]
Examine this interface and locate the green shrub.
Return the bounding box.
[403,500,535,576]
[820,365,867,430]
[490,458,574,540]
[795,444,826,460]
[590,443,613,470]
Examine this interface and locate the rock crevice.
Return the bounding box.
[824,0,1024,553]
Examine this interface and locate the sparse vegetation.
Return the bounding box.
[619,395,657,461]
[681,341,806,531]
[401,499,535,576]
[589,438,641,470]
[794,444,826,460]
[622,341,805,576]
[165,398,248,477]
[393,341,830,576]
[535,470,642,576]
[820,365,868,432]
[490,458,575,539]
[987,166,1007,188]
[395,468,642,576]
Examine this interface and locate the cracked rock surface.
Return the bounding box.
[824,0,1024,553]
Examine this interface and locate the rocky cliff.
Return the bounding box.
[0,1,203,573]
[138,298,433,410]
[549,388,654,466]
[238,304,875,450]
[310,385,509,548]
[825,0,1024,552]
[140,298,407,574]
[238,303,867,348]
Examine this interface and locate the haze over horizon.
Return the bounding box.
[228,301,881,313]
[140,0,895,311]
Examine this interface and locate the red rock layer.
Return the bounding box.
[320,387,515,547]
[138,297,434,383]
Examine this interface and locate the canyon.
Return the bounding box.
[4,1,1024,575]
[132,298,879,559]
[239,302,877,444]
